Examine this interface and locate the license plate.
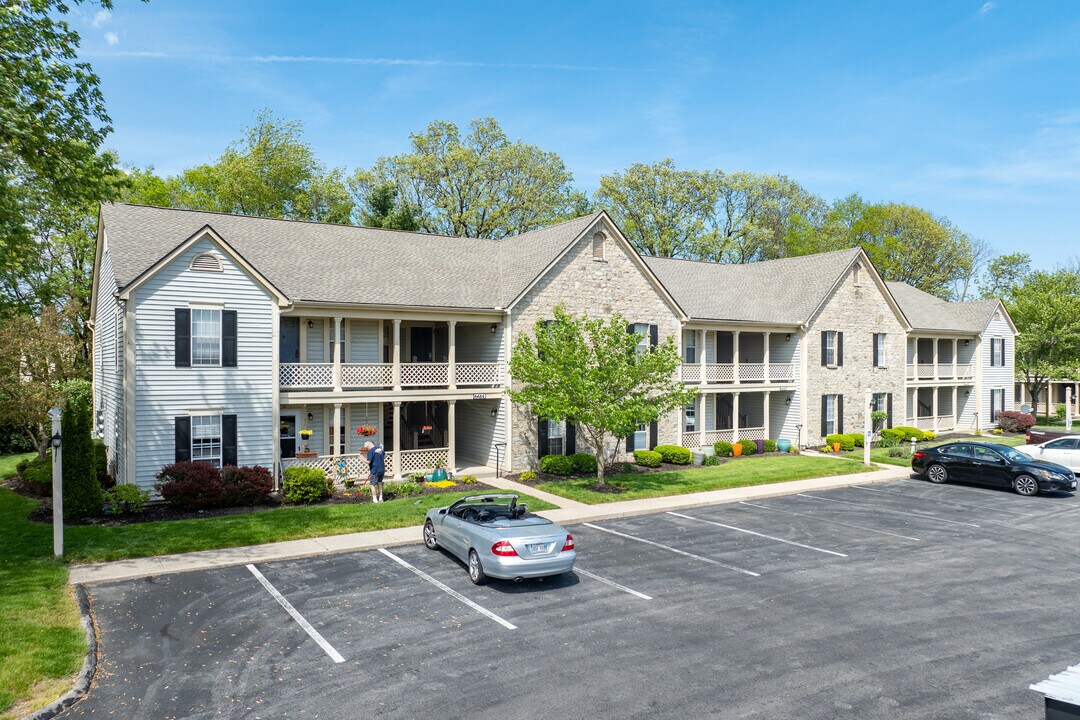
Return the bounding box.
[529,542,554,553]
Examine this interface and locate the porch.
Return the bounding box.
[680,389,800,448]
[906,385,975,433]
[680,328,799,386]
[906,336,976,381]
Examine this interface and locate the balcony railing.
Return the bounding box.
[280,362,503,391]
[280,447,450,478]
[456,362,504,386]
[342,363,393,387]
[401,362,448,386]
[681,363,795,384]
[906,363,976,382]
[936,415,955,431]
[908,416,937,431]
[279,363,334,388]
[686,426,768,446]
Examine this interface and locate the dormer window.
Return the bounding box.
[190,253,223,272]
[592,232,606,261]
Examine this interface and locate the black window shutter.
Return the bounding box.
[222,310,238,367]
[174,416,191,462]
[565,421,576,456]
[222,414,237,467]
[626,432,634,453]
[838,395,845,433]
[821,331,828,366]
[174,309,191,368]
[887,393,894,428]
[872,334,880,367]
[649,324,658,349]
[837,332,844,367]
[821,395,828,437]
[989,340,995,367]
[537,417,548,459]
[649,421,658,449]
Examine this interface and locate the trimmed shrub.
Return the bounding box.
[922,431,936,441]
[764,439,778,453]
[156,461,226,510]
[61,380,103,518]
[388,480,424,498]
[283,466,328,504]
[540,454,575,476]
[714,441,734,458]
[849,433,865,448]
[996,411,1035,433]
[737,439,757,455]
[826,433,854,451]
[19,455,52,489]
[518,471,538,482]
[992,428,1003,435]
[1055,404,1067,420]
[460,474,478,484]
[570,453,599,474]
[220,465,273,506]
[703,454,722,466]
[104,484,149,515]
[633,449,662,467]
[654,445,692,465]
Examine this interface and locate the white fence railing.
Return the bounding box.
[681,365,701,382]
[916,363,936,379]
[701,429,735,445]
[282,453,367,477]
[769,363,795,382]
[281,447,451,479]
[455,362,503,386]
[342,363,392,387]
[735,426,767,441]
[937,364,955,379]
[955,363,975,380]
[279,363,334,388]
[909,416,936,431]
[705,363,735,382]
[936,415,955,431]
[683,363,794,384]
[738,363,766,382]
[397,447,449,474]
[401,363,449,386]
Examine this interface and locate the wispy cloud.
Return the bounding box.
[104,32,119,46]
[979,1,996,16]
[90,9,111,27]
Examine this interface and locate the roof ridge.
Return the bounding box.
[643,246,861,269]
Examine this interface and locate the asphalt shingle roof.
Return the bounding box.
[885,281,999,333]
[101,204,602,309]
[643,248,863,325]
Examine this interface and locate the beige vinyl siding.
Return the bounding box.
[456,323,504,362]
[348,320,379,363]
[132,237,276,490]
[93,242,126,483]
[306,319,324,362]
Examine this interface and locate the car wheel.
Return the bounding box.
[423,520,438,550]
[1014,474,1039,496]
[926,463,948,484]
[468,550,487,585]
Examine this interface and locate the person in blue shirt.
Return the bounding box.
[362,441,385,503]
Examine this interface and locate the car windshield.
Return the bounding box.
[996,446,1029,463]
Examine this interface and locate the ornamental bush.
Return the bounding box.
[388,480,425,498]
[654,445,692,465]
[825,433,855,451]
[156,461,226,510]
[713,441,734,457]
[540,454,575,475]
[703,454,722,466]
[19,455,52,490]
[633,449,662,467]
[460,474,478,484]
[518,471,538,482]
[764,439,777,453]
[876,435,900,448]
[996,411,1035,433]
[220,465,273,506]
[283,466,328,503]
[570,453,598,474]
[883,426,927,443]
[61,380,103,518]
[737,439,757,455]
[104,484,149,515]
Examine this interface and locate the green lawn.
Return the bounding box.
[0,452,34,481]
[842,434,1026,467]
[536,455,873,504]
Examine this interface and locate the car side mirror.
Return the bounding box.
[439,509,447,515]
[997,458,1007,465]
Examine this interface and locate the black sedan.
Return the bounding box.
[911,442,1077,496]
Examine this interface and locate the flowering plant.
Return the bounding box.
[421,425,433,433]
[355,425,378,436]
[299,429,313,439]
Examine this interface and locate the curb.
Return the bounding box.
[22,585,97,720]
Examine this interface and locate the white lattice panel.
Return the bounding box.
[282,453,368,480]
[739,364,765,381]
[705,364,734,382]
[681,365,701,382]
[342,363,392,387]
[737,426,766,441]
[768,363,795,382]
[279,363,334,388]
[936,416,955,431]
[916,364,936,379]
[937,364,955,379]
[906,365,917,380]
[397,448,449,473]
[401,363,449,386]
[956,363,974,379]
[456,362,503,386]
[702,429,734,444]
[915,417,935,430]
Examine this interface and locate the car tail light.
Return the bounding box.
[913,451,926,460]
[491,540,517,557]
[562,534,575,552]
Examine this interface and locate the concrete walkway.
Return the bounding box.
[68,463,912,585]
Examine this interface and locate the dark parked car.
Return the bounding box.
[1026,428,1078,444]
[912,442,1077,496]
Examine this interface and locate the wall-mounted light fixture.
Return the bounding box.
[785,397,791,406]
[490,407,498,418]
[307,320,314,329]
[785,333,791,341]
[307,412,314,422]
[964,390,970,397]
[964,339,970,346]
[490,324,498,334]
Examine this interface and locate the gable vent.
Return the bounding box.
[190,253,223,272]
[592,231,606,261]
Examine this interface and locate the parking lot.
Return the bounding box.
[64,477,1080,719]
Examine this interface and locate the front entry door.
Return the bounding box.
[280,414,297,459]
[280,318,300,362]
[410,327,433,362]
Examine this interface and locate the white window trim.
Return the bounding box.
[825,331,837,367]
[190,412,223,467]
[191,307,223,367]
[825,394,837,435]
[684,330,697,363]
[874,333,886,368]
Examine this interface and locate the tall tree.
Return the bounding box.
[978,252,1032,300]
[951,235,993,301]
[358,182,420,231]
[508,307,696,486]
[168,110,354,223]
[356,117,585,239]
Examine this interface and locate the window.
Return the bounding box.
[853,262,863,286]
[592,232,606,261]
[684,330,696,364]
[873,333,886,368]
[634,423,647,450]
[1046,438,1080,450]
[1015,385,1022,403]
[824,331,837,366]
[990,388,1005,422]
[633,323,649,356]
[872,392,887,413]
[191,414,222,467]
[328,423,346,456]
[824,395,837,435]
[191,308,222,366]
[684,402,696,432]
[990,338,1006,367]
[546,419,564,456]
[972,445,1003,463]
[947,444,974,458]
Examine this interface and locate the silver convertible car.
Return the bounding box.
[423,493,576,584]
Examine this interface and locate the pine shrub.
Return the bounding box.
[60,380,103,517]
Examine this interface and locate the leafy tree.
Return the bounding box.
[359,182,420,231]
[508,307,696,486]
[978,252,1032,300]
[356,117,585,239]
[951,235,993,301]
[168,110,354,223]
[0,307,82,458]
[1004,269,1080,419]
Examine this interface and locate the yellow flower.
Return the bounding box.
[427,480,457,488]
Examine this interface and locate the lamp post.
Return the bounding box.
[494,442,507,479]
[49,407,63,558]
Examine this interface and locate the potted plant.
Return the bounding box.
[832,441,841,452]
[355,425,378,437]
[279,421,290,435]
[431,458,449,482]
[776,439,791,453]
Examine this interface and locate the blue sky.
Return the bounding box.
[75,1,1079,266]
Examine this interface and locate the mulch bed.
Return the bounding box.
[7,476,493,527]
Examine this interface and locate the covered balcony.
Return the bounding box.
[681,389,799,448]
[906,385,974,433]
[906,337,976,382]
[680,329,799,386]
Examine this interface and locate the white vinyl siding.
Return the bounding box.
[980,313,1015,430]
[92,241,126,483]
[132,236,275,491]
[347,320,380,363]
[456,322,504,362]
[347,403,382,454]
[456,399,505,467]
[306,319,325,362]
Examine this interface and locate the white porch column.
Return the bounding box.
[392,400,402,480]
[733,331,741,384]
[333,317,343,391]
[952,339,958,379]
[932,337,939,380]
[952,386,958,430]
[447,399,456,473]
[732,392,741,439]
[448,321,457,390]
[763,332,771,383]
[392,319,402,391]
[699,329,707,383]
[332,403,342,456]
[763,391,771,439]
[932,387,939,433]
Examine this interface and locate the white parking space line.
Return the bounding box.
[666,511,848,557]
[900,477,1080,512]
[246,564,345,664]
[852,484,1038,517]
[575,568,652,600]
[583,523,761,577]
[796,493,981,528]
[377,549,517,630]
[738,501,922,542]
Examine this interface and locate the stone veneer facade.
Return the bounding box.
[508,217,684,471]
[803,261,908,446]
